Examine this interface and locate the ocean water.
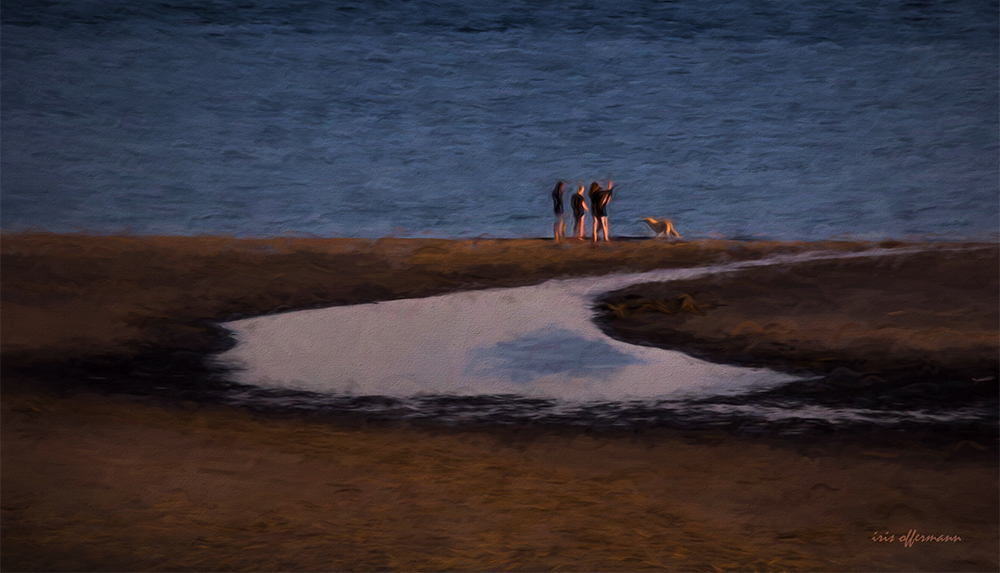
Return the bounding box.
[2,0,997,240]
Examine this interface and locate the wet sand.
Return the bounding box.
[595,246,999,409]
[2,389,997,572]
[595,246,998,374]
[2,233,869,362]
[2,234,998,571]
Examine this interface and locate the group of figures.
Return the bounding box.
[551,179,614,243]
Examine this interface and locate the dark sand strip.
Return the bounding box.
[594,245,999,409]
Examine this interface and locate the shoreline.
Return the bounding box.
[3,233,986,357]
[0,233,896,366]
[3,234,996,421]
[0,235,994,456]
[3,233,998,571]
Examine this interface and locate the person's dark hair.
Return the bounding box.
[552,181,566,215]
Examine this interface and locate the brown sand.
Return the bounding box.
[2,234,998,571]
[595,246,999,378]
[3,390,996,572]
[2,233,894,361]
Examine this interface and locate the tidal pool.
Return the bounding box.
[216,249,922,402]
[216,266,792,402]
[213,248,995,430]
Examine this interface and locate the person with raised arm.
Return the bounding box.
[590,178,613,242]
[588,181,601,241]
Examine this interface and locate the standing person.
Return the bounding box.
[589,181,602,242]
[599,177,613,241]
[571,182,588,239]
[591,178,614,242]
[551,181,566,242]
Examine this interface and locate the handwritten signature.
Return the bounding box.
[872,529,961,547]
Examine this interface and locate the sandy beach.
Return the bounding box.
[594,245,999,415]
[2,234,997,571]
[2,234,868,361]
[595,246,998,376]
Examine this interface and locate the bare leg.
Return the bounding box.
[592,217,601,243]
[573,216,585,239]
[602,217,610,241]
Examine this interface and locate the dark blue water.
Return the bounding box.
[3,0,997,240]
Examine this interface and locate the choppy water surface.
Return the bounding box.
[3,0,997,240]
[215,250,998,432]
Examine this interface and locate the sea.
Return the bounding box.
[2,0,998,241]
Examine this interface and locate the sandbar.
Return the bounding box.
[2,234,997,571]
